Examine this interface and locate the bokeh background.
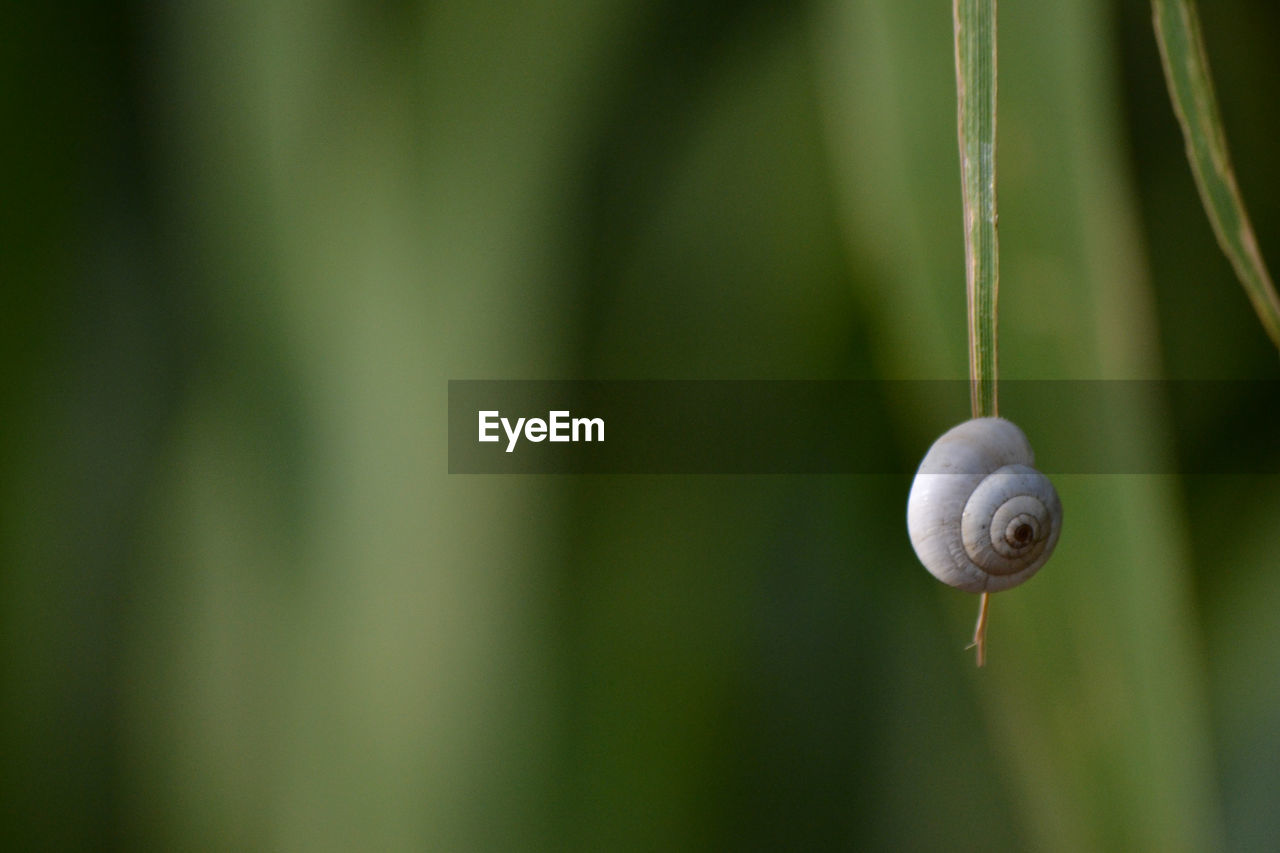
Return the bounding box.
[6,0,1280,849]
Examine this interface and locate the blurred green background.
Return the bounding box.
[6,0,1280,849]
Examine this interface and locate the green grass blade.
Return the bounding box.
[954,0,999,417]
[1152,0,1280,351]
[954,0,999,666]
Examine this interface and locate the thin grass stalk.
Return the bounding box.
[954,0,998,666]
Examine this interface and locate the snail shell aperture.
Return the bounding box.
[906,417,1062,593]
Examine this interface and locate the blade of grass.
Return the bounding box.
[954,0,998,665]
[955,0,999,418]
[1153,0,1280,351]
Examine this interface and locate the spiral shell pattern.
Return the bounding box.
[906,417,1062,593]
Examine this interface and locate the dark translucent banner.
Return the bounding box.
[447,380,1280,474]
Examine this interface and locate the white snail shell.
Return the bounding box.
[907,417,1062,593]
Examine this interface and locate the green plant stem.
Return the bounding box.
[954,0,999,667]
[1153,0,1280,351]
[955,0,999,419]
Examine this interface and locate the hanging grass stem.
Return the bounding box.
[954,0,998,666]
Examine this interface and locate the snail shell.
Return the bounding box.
[906,417,1062,593]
